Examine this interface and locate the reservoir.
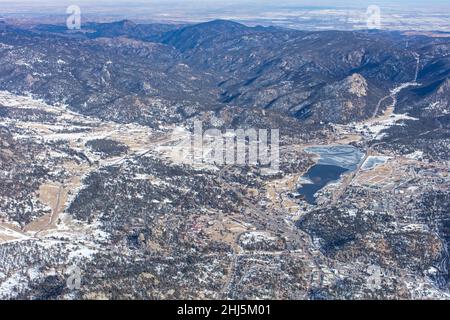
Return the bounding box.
[297,145,364,205]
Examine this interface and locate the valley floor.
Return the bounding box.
[0,90,449,299]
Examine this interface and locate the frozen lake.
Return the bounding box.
[297,145,364,204]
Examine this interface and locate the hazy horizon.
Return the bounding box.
[1,0,449,31]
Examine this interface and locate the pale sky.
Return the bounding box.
[1,0,449,10]
[1,0,449,31]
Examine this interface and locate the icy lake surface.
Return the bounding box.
[361,156,390,171]
[297,145,364,204]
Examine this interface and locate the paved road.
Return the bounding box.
[217,165,325,298]
[332,61,422,205]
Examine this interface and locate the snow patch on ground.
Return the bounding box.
[0,270,28,298]
[354,112,418,140]
[405,151,424,160]
[239,231,278,246]
[361,156,391,171]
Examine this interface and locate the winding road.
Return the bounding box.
[332,54,421,204]
[217,165,325,298]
